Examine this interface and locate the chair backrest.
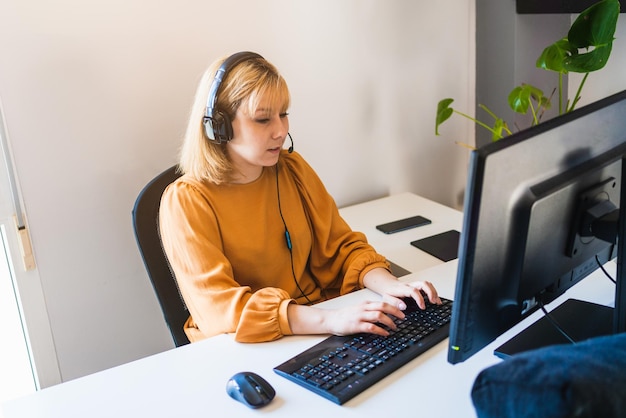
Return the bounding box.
[132,165,190,346]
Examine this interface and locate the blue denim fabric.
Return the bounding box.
[471,333,626,418]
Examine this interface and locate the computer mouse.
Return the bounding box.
[226,371,276,408]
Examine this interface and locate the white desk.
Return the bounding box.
[1,193,616,418]
[339,192,463,278]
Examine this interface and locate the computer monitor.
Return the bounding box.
[448,89,626,364]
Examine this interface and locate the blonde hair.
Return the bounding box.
[179,54,291,183]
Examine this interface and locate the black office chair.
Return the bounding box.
[132,165,190,347]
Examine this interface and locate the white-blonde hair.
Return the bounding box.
[179,54,290,183]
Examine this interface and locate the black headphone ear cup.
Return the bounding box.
[203,52,263,143]
[203,117,215,141]
[211,111,232,143]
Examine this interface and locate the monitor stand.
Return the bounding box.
[494,298,614,359]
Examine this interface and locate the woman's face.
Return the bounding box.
[227,95,289,183]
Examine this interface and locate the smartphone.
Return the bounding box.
[375,215,432,234]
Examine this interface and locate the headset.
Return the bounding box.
[202,51,263,144]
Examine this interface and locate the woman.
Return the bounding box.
[159,51,441,343]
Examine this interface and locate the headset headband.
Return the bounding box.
[203,51,263,143]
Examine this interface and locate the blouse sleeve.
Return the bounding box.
[159,178,294,343]
[282,153,390,294]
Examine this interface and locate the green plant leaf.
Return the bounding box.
[536,92,552,110]
[565,0,619,73]
[508,85,545,114]
[565,42,614,72]
[491,119,506,141]
[536,38,572,73]
[537,1,619,74]
[436,98,454,135]
[509,86,530,113]
[568,0,620,48]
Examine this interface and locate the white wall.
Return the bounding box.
[0,0,474,383]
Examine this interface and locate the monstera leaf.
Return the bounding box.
[538,0,620,74]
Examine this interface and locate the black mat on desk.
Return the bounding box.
[387,260,411,278]
[410,230,460,262]
[494,299,614,359]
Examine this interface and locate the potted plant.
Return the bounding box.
[435,0,621,147]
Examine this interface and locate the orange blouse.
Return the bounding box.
[159,151,389,343]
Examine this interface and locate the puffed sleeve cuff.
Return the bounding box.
[359,261,392,286]
[278,299,295,336]
[234,288,294,343]
[342,254,390,295]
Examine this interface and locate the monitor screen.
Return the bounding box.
[448,89,626,364]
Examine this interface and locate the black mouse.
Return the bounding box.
[226,371,276,408]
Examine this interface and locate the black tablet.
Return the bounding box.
[410,230,460,262]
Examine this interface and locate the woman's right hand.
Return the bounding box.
[287,300,406,337]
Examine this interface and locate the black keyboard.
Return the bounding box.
[274,297,453,404]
